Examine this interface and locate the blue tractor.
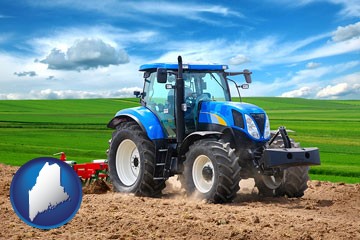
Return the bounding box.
[107,56,320,203]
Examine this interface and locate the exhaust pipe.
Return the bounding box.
[175,56,185,144]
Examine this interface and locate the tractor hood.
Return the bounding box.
[198,101,271,141]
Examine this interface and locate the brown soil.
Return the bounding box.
[83,179,111,194]
[1,164,359,240]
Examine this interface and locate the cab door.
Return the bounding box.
[142,71,176,138]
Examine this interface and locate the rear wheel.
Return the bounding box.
[108,122,165,197]
[255,136,309,198]
[181,140,241,203]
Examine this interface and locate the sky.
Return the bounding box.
[0,0,359,100]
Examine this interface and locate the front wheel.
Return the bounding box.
[254,173,283,197]
[181,140,241,203]
[108,122,165,197]
[255,136,309,198]
[275,166,309,198]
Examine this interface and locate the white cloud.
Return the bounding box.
[317,83,348,98]
[29,25,159,56]
[277,71,360,99]
[40,38,129,71]
[316,72,360,99]
[283,61,359,87]
[128,2,243,17]
[331,0,360,18]
[332,21,360,42]
[316,83,360,98]
[306,62,321,69]
[127,2,244,25]
[229,54,250,65]
[0,51,144,99]
[280,87,313,98]
[286,37,360,63]
[264,61,359,98]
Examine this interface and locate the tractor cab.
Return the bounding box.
[138,63,232,138]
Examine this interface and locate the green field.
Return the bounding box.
[0,97,359,183]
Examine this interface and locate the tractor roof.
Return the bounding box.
[139,63,228,71]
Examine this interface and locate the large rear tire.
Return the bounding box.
[181,140,241,203]
[255,136,309,198]
[108,122,165,197]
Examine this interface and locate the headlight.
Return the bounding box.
[245,114,260,139]
[264,114,271,139]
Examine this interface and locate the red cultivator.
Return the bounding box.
[54,152,109,184]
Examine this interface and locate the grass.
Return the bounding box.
[0,98,139,165]
[0,97,359,183]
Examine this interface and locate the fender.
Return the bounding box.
[179,131,222,157]
[107,106,165,140]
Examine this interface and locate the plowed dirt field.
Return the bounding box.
[1,164,359,240]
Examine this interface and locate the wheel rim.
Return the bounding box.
[116,139,140,186]
[262,175,282,189]
[192,155,214,193]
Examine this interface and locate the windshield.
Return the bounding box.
[143,71,230,106]
[142,70,230,137]
[182,71,230,101]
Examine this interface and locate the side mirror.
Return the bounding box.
[143,71,151,79]
[133,91,141,98]
[243,69,252,83]
[157,68,167,83]
[240,84,249,89]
